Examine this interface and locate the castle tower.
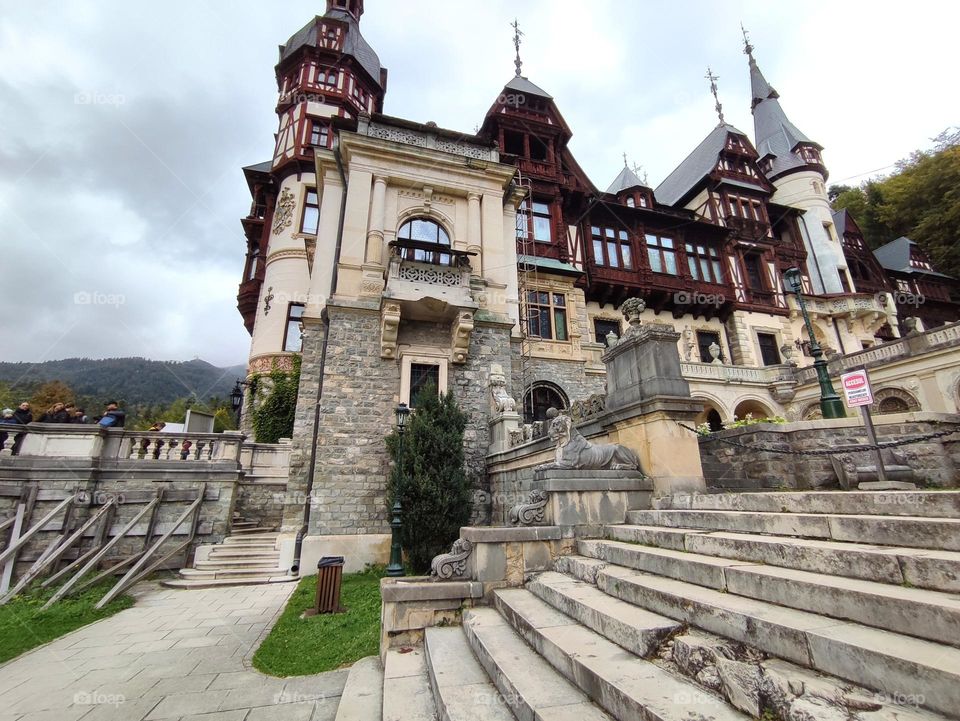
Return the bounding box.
[745,36,849,295]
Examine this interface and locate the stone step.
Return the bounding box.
[160,575,295,589]
[205,550,281,560]
[581,539,960,647]
[490,588,748,720]
[630,527,960,594]
[194,558,282,570]
[652,490,960,518]
[462,607,614,721]
[334,656,383,721]
[179,567,289,580]
[382,648,437,721]
[229,526,278,534]
[223,534,279,545]
[587,559,960,718]
[424,627,516,721]
[626,509,960,551]
[525,571,680,658]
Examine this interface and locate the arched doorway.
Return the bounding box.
[523,382,568,423]
[693,397,726,432]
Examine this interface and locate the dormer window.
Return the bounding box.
[397,217,451,265]
[318,68,337,89]
[725,194,767,222]
[798,145,822,164]
[625,197,635,208]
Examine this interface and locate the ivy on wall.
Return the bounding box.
[252,355,301,444]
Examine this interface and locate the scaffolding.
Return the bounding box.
[515,169,539,423]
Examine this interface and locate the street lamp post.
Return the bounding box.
[783,268,846,419]
[386,403,410,577]
[230,379,249,425]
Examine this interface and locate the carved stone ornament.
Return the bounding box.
[534,413,644,473]
[709,341,723,365]
[380,302,401,359]
[272,187,296,234]
[569,393,606,422]
[430,538,473,580]
[450,310,474,364]
[489,364,517,414]
[508,489,548,525]
[619,297,646,339]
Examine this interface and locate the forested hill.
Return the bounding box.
[0,357,246,409]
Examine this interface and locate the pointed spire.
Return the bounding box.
[511,18,524,77]
[741,26,779,109]
[705,67,725,125]
[741,23,754,62]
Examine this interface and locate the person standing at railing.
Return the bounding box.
[7,403,32,455]
[96,401,126,428]
[38,402,71,423]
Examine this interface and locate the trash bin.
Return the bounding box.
[307,556,345,616]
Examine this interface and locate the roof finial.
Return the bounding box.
[741,23,754,61]
[632,162,649,185]
[622,151,628,168]
[705,67,725,126]
[511,18,524,77]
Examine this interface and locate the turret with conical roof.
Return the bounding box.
[743,31,846,294]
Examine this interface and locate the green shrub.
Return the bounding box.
[252,355,301,443]
[386,384,473,573]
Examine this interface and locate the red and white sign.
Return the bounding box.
[841,369,874,407]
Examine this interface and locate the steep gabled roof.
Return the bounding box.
[874,236,954,278]
[503,75,552,100]
[654,123,748,206]
[279,9,383,87]
[606,165,645,194]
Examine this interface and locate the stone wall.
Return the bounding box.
[512,342,607,411]
[699,412,960,490]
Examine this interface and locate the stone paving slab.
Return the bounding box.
[0,581,350,721]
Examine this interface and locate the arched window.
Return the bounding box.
[397,217,451,265]
[523,382,568,423]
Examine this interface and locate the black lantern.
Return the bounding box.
[783,268,845,419]
[386,403,410,577]
[230,381,244,412]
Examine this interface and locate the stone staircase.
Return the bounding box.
[336,490,960,720]
[162,521,295,589]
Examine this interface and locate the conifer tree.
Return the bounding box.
[386,384,472,573]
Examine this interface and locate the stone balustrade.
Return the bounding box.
[680,361,793,385]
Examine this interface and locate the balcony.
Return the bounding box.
[726,216,772,241]
[786,292,888,322]
[384,240,475,316]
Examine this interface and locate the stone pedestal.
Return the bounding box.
[529,469,652,536]
[488,412,521,454]
[602,322,706,495]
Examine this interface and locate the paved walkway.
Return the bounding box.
[0,582,349,721]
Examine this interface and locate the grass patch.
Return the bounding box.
[253,566,385,677]
[0,580,134,664]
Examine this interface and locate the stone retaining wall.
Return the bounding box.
[698,412,960,490]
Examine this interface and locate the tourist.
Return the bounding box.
[39,402,71,423]
[12,402,32,425]
[96,401,126,429]
[72,407,89,424]
[0,409,16,452]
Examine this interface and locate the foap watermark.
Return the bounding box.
[871,691,926,708]
[873,493,927,507]
[278,91,328,105]
[74,691,126,707]
[74,291,125,308]
[495,92,526,108]
[674,291,726,307]
[274,689,329,705]
[74,91,126,107]
[880,290,925,308]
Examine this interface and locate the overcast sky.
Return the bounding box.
[1,0,957,367]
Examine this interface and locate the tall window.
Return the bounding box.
[397,217,451,264]
[726,195,766,222]
[283,303,305,352]
[685,243,723,283]
[246,244,260,281]
[409,363,440,407]
[591,226,632,269]
[518,200,553,243]
[757,332,781,366]
[300,188,320,234]
[696,331,722,363]
[526,291,567,341]
[743,254,765,290]
[309,121,329,148]
[645,233,678,275]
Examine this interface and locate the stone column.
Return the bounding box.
[365,175,387,266]
[602,310,706,495]
[467,192,482,277]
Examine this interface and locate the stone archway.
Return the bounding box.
[733,398,775,421]
[871,387,921,415]
[692,396,727,431]
[523,381,569,423]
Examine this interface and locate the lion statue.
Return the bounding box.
[534,412,643,473]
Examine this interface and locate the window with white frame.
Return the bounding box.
[399,354,449,408]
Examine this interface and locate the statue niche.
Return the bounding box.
[535,412,644,473]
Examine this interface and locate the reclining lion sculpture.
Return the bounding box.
[534,412,643,473]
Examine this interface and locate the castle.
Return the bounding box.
[234,0,959,569]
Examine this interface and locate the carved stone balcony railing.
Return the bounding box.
[680,362,794,386]
[385,241,474,311]
[358,116,499,162]
[786,292,887,322]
